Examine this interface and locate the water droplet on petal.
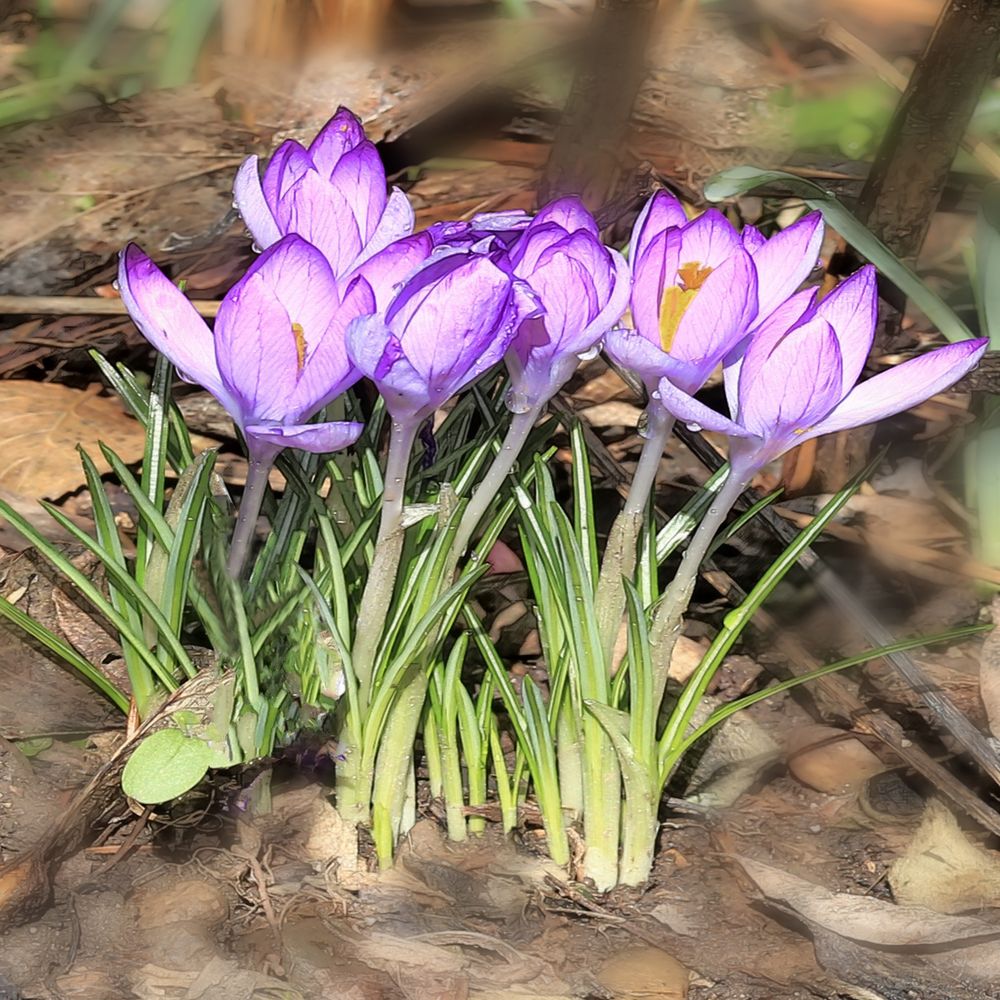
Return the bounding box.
[111,280,120,292]
[231,200,239,210]
[686,422,702,433]
[251,243,263,254]
[505,388,532,414]
[577,344,600,362]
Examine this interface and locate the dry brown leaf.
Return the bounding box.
[889,801,1000,914]
[738,856,1000,947]
[0,382,148,500]
[578,401,644,429]
[0,381,216,501]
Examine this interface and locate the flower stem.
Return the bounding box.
[593,408,674,660]
[649,467,750,709]
[623,408,675,517]
[452,402,545,559]
[226,446,278,579]
[351,418,419,706]
[376,418,419,546]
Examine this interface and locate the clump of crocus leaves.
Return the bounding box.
[0,107,988,891]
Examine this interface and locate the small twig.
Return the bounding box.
[97,804,153,873]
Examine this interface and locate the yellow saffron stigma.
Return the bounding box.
[292,322,307,373]
[677,260,713,291]
[658,260,713,351]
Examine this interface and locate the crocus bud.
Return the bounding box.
[233,107,414,279]
[504,197,629,410]
[346,252,540,423]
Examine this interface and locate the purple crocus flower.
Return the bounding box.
[119,235,373,462]
[653,265,989,474]
[346,252,540,423]
[605,190,823,396]
[505,197,630,409]
[427,210,532,254]
[344,210,532,312]
[233,107,414,279]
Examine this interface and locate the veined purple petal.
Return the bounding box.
[737,317,843,440]
[724,286,818,416]
[246,419,364,455]
[118,244,236,414]
[672,248,757,372]
[275,169,363,277]
[307,107,367,178]
[329,141,387,242]
[510,222,571,273]
[262,140,308,206]
[532,196,600,237]
[215,236,338,422]
[387,254,513,381]
[631,191,688,264]
[741,225,766,254]
[233,156,281,250]
[287,274,374,416]
[604,328,702,393]
[629,227,682,348]
[676,208,742,270]
[803,338,989,440]
[354,187,416,268]
[748,211,823,322]
[349,232,434,309]
[346,314,436,419]
[537,230,616,301]
[814,265,878,395]
[655,376,754,437]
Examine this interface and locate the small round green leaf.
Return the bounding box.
[122,728,211,804]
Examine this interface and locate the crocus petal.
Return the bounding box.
[631,190,687,263]
[346,315,434,419]
[676,208,742,270]
[748,211,823,322]
[387,254,516,382]
[724,286,818,416]
[814,265,878,395]
[655,376,755,437]
[215,236,339,423]
[286,274,374,416]
[233,156,281,250]
[330,141,387,242]
[353,187,416,267]
[802,338,989,440]
[118,244,236,413]
[261,140,308,206]
[275,169,363,276]
[532,196,600,237]
[737,317,843,439]
[307,107,366,178]
[672,248,758,374]
[604,328,703,393]
[245,420,364,455]
[349,231,434,309]
[741,225,766,253]
[629,227,682,348]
